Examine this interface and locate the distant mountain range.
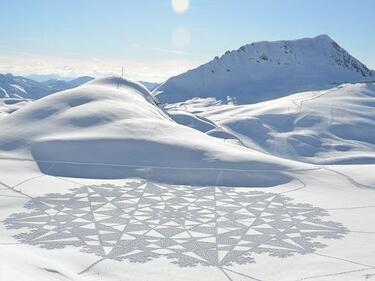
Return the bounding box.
[0,73,160,100]
[155,35,375,104]
[0,73,94,99]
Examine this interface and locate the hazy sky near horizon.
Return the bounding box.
[0,0,374,82]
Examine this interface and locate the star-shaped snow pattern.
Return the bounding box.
[5,181,347,267]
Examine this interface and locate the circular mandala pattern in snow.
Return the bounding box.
[5,182,347,267]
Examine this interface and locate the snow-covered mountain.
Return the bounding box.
[0,73,50,99]
[0,73,93,99]
[156,35,374,104]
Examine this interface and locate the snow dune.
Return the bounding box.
[0,77,300,186]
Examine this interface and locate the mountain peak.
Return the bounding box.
[312,34,333,41]
[218,35,352,66]
[156,35,374,104]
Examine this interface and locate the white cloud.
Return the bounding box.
[0,53,201,82]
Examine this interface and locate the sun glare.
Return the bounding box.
[171,0,190,14]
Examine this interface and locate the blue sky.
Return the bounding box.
[0,0,374,81]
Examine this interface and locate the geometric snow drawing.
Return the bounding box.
[5,181,348,268]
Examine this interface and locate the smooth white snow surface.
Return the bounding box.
[155,35,374,104]
[0,77,374,281]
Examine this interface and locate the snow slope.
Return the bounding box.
[0,77,302,186]
[0,98,32,119]
[172,83,375,164]
[156,35,374,104]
